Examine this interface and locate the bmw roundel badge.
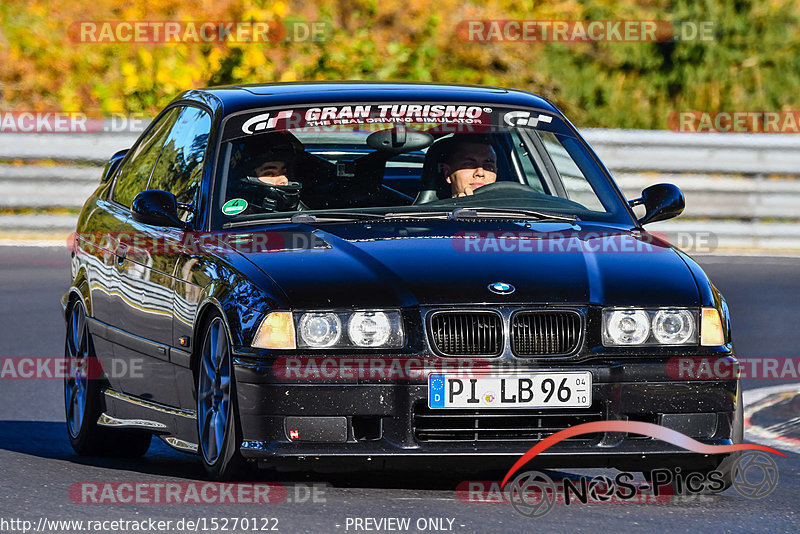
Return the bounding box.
[488,282,515,295]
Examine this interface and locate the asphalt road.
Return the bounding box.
[1,246,798,533]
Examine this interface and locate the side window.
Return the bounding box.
[536,131,605,211]
[148,107,212,222]
[112,108,181,207]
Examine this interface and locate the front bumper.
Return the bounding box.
[233,356,740,470]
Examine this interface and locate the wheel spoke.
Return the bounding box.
[76,389,85,426]
[209,325,219,370]
[75,309,85,352]
[219,375,230,393]
[214,324,226,371]
[213,411,225,455]
[218,351,229,377]
[67,385,77,421]
[208,411,220,457]
[71,309,79,351]
[202,353,215,382]
[70,387,81,430]
[67,310,78,356]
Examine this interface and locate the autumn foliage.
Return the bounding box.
[1,0,799,128]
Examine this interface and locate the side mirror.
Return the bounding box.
[101,149,128,183]
[629,183,685,225]
[131,190,187,229]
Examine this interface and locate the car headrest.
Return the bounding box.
[414,138,454,203]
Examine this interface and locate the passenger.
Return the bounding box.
[440,135,498,197]
[251,150,293,186]
[242,143,302,212]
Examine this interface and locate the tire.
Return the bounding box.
[196,314,247,480]
[64,300,152,457]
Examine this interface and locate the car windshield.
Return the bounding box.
[212,102,633,227]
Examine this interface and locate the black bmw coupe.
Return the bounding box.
[63,82,741,483]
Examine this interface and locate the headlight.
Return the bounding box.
[298,312,342,348]
[652,309,695,344]
[603,309,650,345]
[348,311,405,347]
[603,307,698,346]
[254,310,405,350]
[293,310,404,349]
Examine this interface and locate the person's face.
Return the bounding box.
[254,160,290,186]
[442,143,497,197]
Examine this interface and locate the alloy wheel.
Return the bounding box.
[198,317,232,464]
[64,304,89,438]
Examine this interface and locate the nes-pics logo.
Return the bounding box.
[241,110,294,134]
[503,111,553,128]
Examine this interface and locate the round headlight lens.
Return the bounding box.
[605,309,650,345]
[298,313,341,347]
[348,312,391,347]
[653,309,695,344]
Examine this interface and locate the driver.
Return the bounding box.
[441,135,498,197]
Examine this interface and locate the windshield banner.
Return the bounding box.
[222,103,571,141]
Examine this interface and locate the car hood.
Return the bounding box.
[234,220,700,309]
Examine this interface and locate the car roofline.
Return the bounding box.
[169,81,561,118]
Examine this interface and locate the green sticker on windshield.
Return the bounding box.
[222,198,248,216]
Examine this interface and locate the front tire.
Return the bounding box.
[64,300,151,457]
[197,314,247,480]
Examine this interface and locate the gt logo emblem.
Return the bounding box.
[503,111,553,128]
[241,110,293,134]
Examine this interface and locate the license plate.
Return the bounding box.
[427,372,592,409]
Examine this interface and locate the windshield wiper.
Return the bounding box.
[224,207,578,228]
[385,207,578,222]
[223,211,386,228]
[449,207,579,222]
[384,210,452,220]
